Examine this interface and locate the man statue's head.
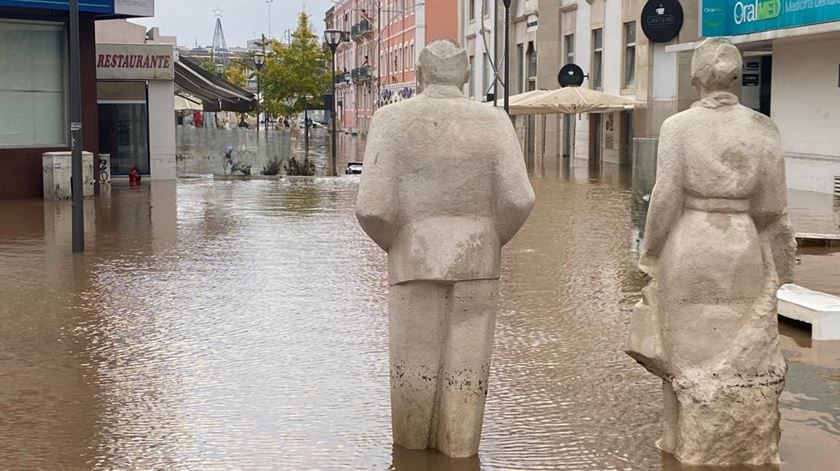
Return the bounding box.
[417,39,470,92]
[691,37,742,95]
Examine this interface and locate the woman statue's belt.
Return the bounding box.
[684,195,750,213]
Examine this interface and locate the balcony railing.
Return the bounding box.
[335,72,352,85]
[351,19,373,41]
[351,65,372,82]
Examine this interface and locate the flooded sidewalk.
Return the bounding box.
[0,175,837,470]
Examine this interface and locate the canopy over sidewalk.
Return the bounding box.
[175,57,256,113]
[495,87,636,115]
[174,93,203,111]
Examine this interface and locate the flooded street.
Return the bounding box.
[1,143,838,469]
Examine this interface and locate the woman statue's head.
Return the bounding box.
[691,38,742,94]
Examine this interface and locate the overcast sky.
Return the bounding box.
[135,0,335,48]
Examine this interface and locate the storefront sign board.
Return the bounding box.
[0,0,111,13]
[96,43,174,80]
[114,0,153,16]
[0,0,153,17]
[703,0,840,36]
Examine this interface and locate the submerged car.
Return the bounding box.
[346,162,363,175]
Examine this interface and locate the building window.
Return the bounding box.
[624,22,636,87]
[469,0,475,20]
[482,0,488,17]
[564,34,575,66]
[0,20,66,147]
[592,29,603,89]
[516,43,524,94]
[527,41,537,91]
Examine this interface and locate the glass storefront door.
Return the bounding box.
[97,81,150,176]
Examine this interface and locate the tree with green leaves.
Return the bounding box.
[223,59,248,89]
[261,10,334,117]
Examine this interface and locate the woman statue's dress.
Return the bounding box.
[626,90,796,466]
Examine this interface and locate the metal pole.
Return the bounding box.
[503,2,510,114]
[331,49,338,177]
[69,0,84,253]
[376,2,381,110]
[304,97,309,153]
[262,35,268,137]
[267,0,273,39]
[493,0,498,107]
[256,72,261,142]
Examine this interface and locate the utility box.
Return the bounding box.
[42,151,95,200]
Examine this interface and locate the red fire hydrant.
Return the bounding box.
[129,167,142,186]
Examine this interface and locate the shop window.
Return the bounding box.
[0,20,66,147]
[97,82,149,176]
[624,22,636,88]
[592,29,603,89]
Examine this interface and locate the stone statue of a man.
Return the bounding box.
[626,38,796,466]
[356,38,534,458]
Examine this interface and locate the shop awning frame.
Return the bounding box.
[175,57,257,113]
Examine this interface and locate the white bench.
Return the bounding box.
[777,284,840,341]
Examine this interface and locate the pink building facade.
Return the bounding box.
[326,0,456,134]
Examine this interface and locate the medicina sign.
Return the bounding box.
[703,0,840,36]
[0,0,152,16]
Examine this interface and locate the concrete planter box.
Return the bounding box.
[42,152,95,200]
[778,284,840,340]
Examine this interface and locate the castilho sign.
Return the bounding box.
[96,44,174,81]
[703,0,840,36]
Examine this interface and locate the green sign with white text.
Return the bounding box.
[703,0,840,36]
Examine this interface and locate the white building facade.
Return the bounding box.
[96,20,176,180]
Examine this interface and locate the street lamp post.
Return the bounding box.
[266,0,275,39]
[503,0,511,115]
[69,0,84,253]
[324,29,342,177]
[254,49,266,140]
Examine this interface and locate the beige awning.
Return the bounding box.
[500,86,636,115]
[175,93,203,111]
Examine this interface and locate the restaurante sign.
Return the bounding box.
[96,44,174,81]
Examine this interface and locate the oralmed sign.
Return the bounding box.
[703,0,840,36]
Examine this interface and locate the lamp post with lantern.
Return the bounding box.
[324,28,343,177]
[253,49,266,139]
[503,0,511,115]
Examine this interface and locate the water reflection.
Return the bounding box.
[0,168,837,469]
[391,446,480,471]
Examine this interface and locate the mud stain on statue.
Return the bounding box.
[706,212,732,232]
[720,147,753,176]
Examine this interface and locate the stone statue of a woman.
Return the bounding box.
[626,38,796,466]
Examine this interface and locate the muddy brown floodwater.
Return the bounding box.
[0,165,838,470]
